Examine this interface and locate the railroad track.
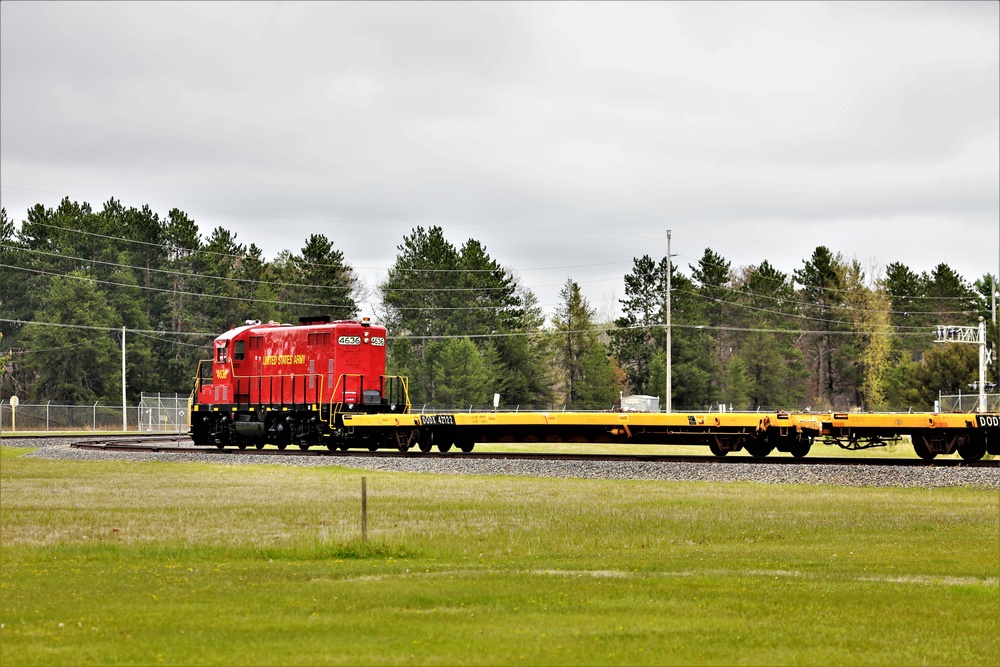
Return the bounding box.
[70,437,999,468]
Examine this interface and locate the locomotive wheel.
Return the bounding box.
[237,442,247,450]
[215,443,226,450]
[298,443,311,451]
[912,437,936,460]
[276,442,287,451]
[708,440,728,457]
[255,442,266,450]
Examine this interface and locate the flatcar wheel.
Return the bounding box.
[912,437,936,460]
[298,443,311,451]
[215,443,226,450]
[276,442,287,451]
[458,440,474,453]
[437,441,453,453]
[745,442,773,458]
[789,440,811,458]
[708,440,728,457]
[418,440,433,453]
[957,439,987,462]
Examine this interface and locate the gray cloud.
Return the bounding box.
[2,1,997,318]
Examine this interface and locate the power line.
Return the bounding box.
[678,289,964,330]
[10,219,635,274]
[5,245,612,295]
[2,317,941,342]
[2,185,667,237]
[1,265,530,311]
[0,318,216,337]
[6,245,361,292]
[9,216,991,306]
[11,217,991,300]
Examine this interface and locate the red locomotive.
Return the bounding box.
[190,316,409,449]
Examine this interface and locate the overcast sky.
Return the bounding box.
[2,1,998,321]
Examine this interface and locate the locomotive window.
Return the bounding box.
[234,340,245,361]
[216,344,227,363]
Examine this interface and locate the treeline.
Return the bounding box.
[1,198,996,411]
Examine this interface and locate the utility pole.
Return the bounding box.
[665,230,672,414]
[993,275,997,325]
[121,326,127,431]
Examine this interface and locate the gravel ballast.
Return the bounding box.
[4,436,998,489]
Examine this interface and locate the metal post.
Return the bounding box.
[665,230,672,414]
[361,476,368,543]
[93,401,98,431]
[46,401,50,433]
[979,318,987,413]
[121,327,127,432]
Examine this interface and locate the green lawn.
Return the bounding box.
[1,448,997,665]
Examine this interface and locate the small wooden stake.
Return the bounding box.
[361,476,368,543]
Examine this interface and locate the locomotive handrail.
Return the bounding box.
[231,372,325,410]
[326,373,412,425]
[191,359,213,398]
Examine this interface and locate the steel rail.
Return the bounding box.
[68,440,999,468]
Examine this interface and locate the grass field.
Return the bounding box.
[1,447,997,665]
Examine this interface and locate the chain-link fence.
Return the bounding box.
[2,400,137,433]
[1,393,190,434]
[938,392,1000,413]
[136,393,189,433]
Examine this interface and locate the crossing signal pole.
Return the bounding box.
[935,318,992,413]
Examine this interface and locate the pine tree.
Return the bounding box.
[553,279,621,407]
[429,337,495,408]
[20,272,121,402]
[794,246,849,408]
[610,255,667,394]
